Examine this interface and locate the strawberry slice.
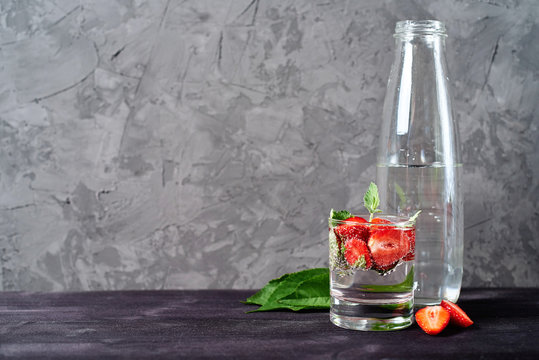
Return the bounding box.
[334,216,369,246]
[371,218,393,224]
[346,216,369,227]
[367,228,411,267]
[371,217,392,224]
[370,217,393,232]
[402,228,416,261]
[441,300,474,328]
[343,237,372,269]
[415,306,450,335]
[371,218,415,262]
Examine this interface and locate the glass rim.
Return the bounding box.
[329,215,416,228]
[394,20,447,37]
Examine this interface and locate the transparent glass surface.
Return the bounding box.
[329,215,416,331]
[376,20,463,306]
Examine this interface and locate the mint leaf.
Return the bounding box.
[362,266,414,293]
[278,273,330,309]
[242,273,291,305]
[408,210,422,223]
[244,268,327,306]
[244,268,330,312]
[363,182,382,221]
[278,296,329,309]
[353,255,366,269]
[395,182,406,208]
[329,209,352,227]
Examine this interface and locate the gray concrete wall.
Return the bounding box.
[0,0,537,291]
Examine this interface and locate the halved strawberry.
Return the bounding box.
[371,217,392,224]
[343,237,372,269]
[415,306,450,335]
[367,228,411,267]
[440,300,474,328]
[402,228,416,261]
[334,216,369,246]
[348,216,368,223]
[370,217,393,232]
[371,218,393,224]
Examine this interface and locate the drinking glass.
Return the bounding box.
[329,215,416,331]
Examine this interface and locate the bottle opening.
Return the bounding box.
[394,20,446,37]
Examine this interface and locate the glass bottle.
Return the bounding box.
[376,20,463,306]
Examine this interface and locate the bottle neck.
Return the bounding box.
[394,20,447,53]
[393,35,446,83]
[379,26,457,166]
[394,34,446,53]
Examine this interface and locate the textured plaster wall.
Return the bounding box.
[0,0,537,291]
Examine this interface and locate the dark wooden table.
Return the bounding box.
[0,288,538,359]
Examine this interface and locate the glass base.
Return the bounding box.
[330,297,414,331]
[330,312,413,331]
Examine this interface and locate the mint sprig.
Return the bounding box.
[328,209,352,227]
[364,182,382,222]
[408,210,422,223]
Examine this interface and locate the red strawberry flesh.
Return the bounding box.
[334,216,370,246]
[371,218,392,223]
[415,306,450,335]
[371,217,393,224]
[370,217,393,232]
[347,216,368,223]
[402,228,416,261]
[367,228,411,267]
[441,300,474,328]
[343,237,372,269]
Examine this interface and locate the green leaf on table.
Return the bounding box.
[278,273,330,309]
[242,273,291,306]
[243,268,330,312]
[243,268,328,305]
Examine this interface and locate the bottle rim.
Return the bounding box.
[394,20,447,37]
